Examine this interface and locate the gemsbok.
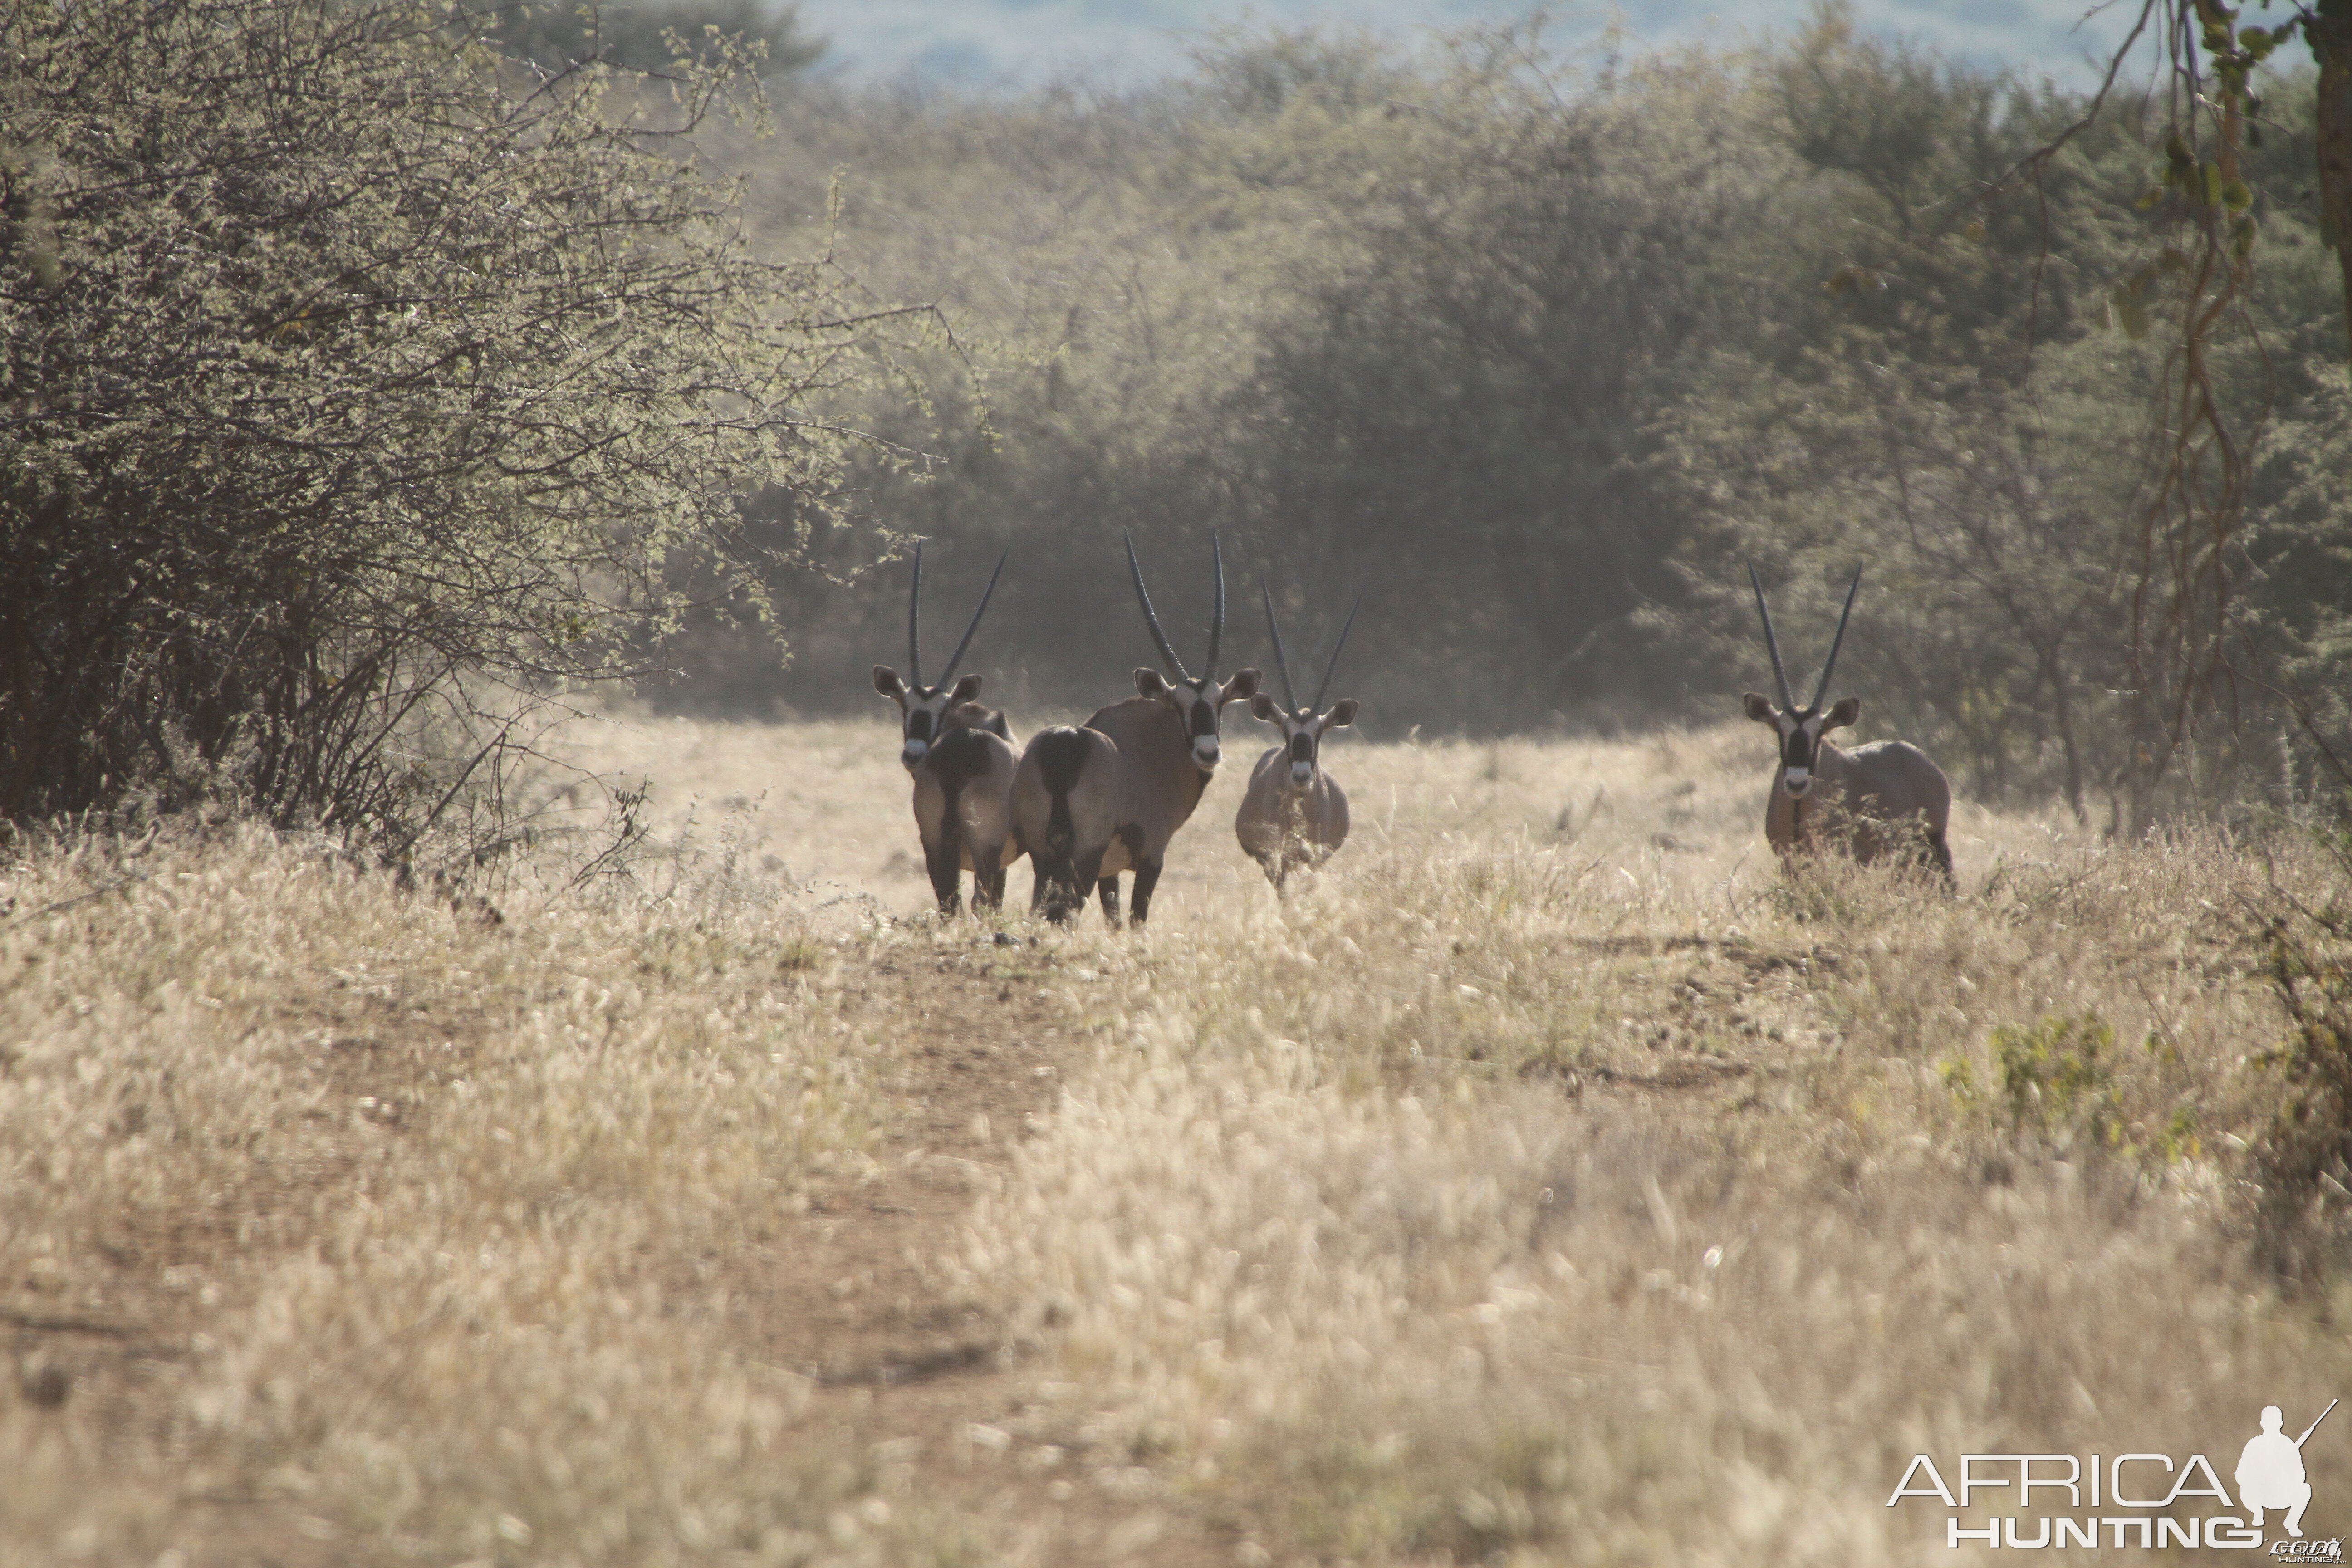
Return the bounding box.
[1743,563,1954,880]
[872,544,1024,914]
[1011,532,1260,925]
[1235,584,1361,889]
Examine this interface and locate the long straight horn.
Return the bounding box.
[939,549,1008,683]
[1261,583,1298,710]
[1746,559,1793,710]
[1125,531,1189,680]
[907,541,925,688]
[1311,589,1364,713]
[1808,568,1862,710]
[1205,530,1226,677]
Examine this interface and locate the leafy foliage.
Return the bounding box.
[657,13,2346,830]
[0,0,911,845]
[9,2,2342,836]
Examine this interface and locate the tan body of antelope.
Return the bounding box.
[873,546,1024,914]
[1744,565,1953,880]
[1235,584,1361,889]
[1012,533,1259,925]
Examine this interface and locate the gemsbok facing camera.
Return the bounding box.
[1742,563,1953,881]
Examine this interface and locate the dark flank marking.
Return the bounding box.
[928,730,998,850]
[1027,726,1095,921]
[1031,727,1092,857]
[928,727,995,794]
[924,729,995,914]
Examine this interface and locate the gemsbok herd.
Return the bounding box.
[875,539,1955,923]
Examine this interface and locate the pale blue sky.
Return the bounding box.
[795,0,2152,90]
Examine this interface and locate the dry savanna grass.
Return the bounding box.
[3,707,2345,1566]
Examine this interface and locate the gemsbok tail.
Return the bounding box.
[1031,727,1091,859]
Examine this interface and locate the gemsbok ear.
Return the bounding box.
[1220,668,1262,704]
[874,666,906,701]
[1250,693,1281,722]
[951,673,985,704]
[1135,667,1171,698]
[1743,692,1778,723]
[1827,696,1861,730]
[1325,698,1359,728]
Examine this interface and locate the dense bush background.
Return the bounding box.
[4,0,2347,840]
[657,13,2350,830]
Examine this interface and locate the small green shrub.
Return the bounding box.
[1944,1010,2127,1155]
[1992,1012,2120,1137]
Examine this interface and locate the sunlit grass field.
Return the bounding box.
[2,708,2343,1565]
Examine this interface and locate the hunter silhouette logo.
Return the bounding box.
[2241,1400,2333,1539]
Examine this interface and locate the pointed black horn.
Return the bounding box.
[907,541,924,688]
[1808,568,1862,711]
[1125,531,1188,681]
[1261,582,1298,711]
[1746,559,1793,711]
[1205,530,1226,677]
[1311,589,1363,714]
[939,549,1008,684]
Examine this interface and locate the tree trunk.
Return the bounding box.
[2316,0,2352,360]
[2047,656,2088,825]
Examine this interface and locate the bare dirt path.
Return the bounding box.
[5,927,1239,1568]
[743,936,1236,1568]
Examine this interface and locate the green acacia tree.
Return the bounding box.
[0,0,921,846]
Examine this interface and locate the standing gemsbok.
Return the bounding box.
[1011,532,1260,925]
[1235,584,1361,889]
[872,545,1024,914]
[1743,564,1953,880]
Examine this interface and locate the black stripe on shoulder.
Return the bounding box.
[927,728,997,794]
